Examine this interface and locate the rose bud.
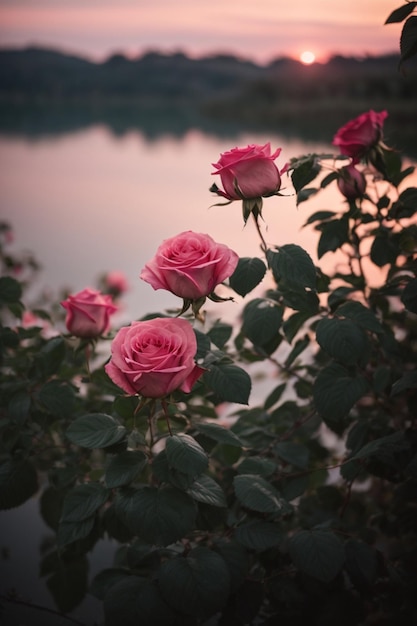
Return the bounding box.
[61,288,117,338]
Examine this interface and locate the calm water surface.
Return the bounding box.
[0,125,337,323]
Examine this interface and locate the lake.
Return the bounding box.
[0,118,415,625]
[0,123,341,326]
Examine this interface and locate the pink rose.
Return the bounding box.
[105,270,129,295]
[211,143,288,200]
[332,110,388,159]
[105,317,204,398]
[61,288,117,338]
[140,231,239,300]
[337,164,366,200]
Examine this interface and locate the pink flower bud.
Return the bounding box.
[61,288,117,338]
[337,164,366,200]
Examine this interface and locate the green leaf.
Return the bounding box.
[317,218,349,258]
[90,568,131,601]
[242,298,283,347]
[289,530,345,583]
[165,434,208,479]
[400,15,417,65]
[268,245,317,291]
[233,474,290,514]
[0,276,22,303]
[303,210,337,227]
[159,547,230,620]
[282,311,313,343]
[103,576,175,626]
[207,322,233,349]
[34,336,66,378]
[264,383,286,410]
[0,458,38,510]
[284,336,310,367]
[391,187,417,218]
[281,288,319,313]
[401,277,417,313]
[276,442,310,469]
[105,451,148,488]
[313,363,369,432]
[57,516,95,548]
[316,318,369,365]
[235,521,282,550]
[229,257,267,297]
[42,551,88,613]
[291,155,321,193]
[151,449,195,490]
[391,370,417,395]
[123,485,196,545]
[335,301,383,334]
[236,456,276,477]
[60,483,109,522]
[345,539,377,587]
[385,2,417,24]
[38,380,76,418]
[66,413,127,449]
[188,474,227,507]
[8,392,31,425]
[370,231,398,267]
[193,329,211,359]
[351,432,407,462]
[297,187,318,204]
[204,363,251,404]
[212,540,249,592]
[195,421,243,447]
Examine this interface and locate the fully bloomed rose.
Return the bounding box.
[337,163,366,200]
[140,231,239,300]
[211,143,288,200]
[61,288,117,338]
[332,110,388,160]
[105,317,204,398]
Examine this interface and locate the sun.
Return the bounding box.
[299,50,316,65]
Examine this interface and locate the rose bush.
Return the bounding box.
[337,163,366,199]
[332,109,388,159]
[140,230,238,301]
[104,316,204,398]
[60,287,117,338]
[211,142,287,200]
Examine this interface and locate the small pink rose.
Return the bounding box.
[61,288,117,338]
[211,143,288,200]
[105,317,204,398]
[105,270,129,294]
[337,163,366,200]
[332,110,388,160]
[140,231,239,301]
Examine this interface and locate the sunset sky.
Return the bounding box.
[0,0,402,64]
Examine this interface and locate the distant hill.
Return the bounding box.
[1,46,415,103]
[0,46,264,101]
[0,47,416,156]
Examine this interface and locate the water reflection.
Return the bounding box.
[0,125,335,324]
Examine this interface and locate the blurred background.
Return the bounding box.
[1,2,417,624]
